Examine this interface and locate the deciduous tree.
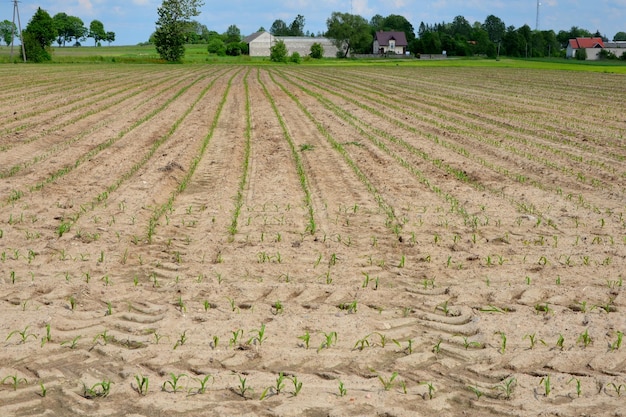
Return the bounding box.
[0,20,17,46]
[154,0,204,62]
[325,12,372,57]
[23,8,56,61]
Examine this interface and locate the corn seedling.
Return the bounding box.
[318,331,338,352]
[229,329,243,347]
[162,373,186,393]
[432,339,443,355]
[377,372,398,391]
[435,300,450,316]
[248,323,267,346]
[41,323,52,347]
[93,329,111,345]
[298,331,310,349]
[39,381,47,397]
[456,335,481,350]
[422,381,436,399]
[211,335,219,349]
[61,335,81,349]
[468,385,484,400]
[6,326,37,344]
[338,300,357,314]
[236,374,252,398]
[577,329,592,348]
[2,374,27,390]
[271,300,284,315]
[607,382,625,397]
[82,380,113,398]
[494,377,516,399]
[338,380,347,397]
[190,374,213,394]
[290,375,303,396]
[354,334,371,351]
[173,330,187,350]
[134,374,149,396]
[523,333,546,349]
[539,375,551,397]
[105,302,112,316]
[611,331,623,351]
[556,334,565,350]
[175,296,187,313]
[568,377,582,398]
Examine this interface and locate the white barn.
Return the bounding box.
[244,31,340,58]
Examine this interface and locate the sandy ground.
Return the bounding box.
[0,63,625,417]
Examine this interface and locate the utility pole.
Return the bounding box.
[535,0,541,31]
[10,0,27,62]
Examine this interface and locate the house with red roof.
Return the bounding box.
[566,37,605,60]
[373,31,408,55]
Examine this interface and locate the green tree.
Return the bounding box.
[89,20,106,46]
[224,24,241,44]
[270,39,288,62]
[325,12,372,57]
[482,14,505,43]
[105,31,116,46]
[23,7,56,61]
[381,14,415,43]
[289,14,305,36]
[310,42,324,58]
[0,20,17,46]
[154,0,204,62]
[613,31,626,41]
[270,19,289,36]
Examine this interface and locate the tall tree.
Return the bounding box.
[482,15,505,43]
[382,14,415,43]
[325,12,372,57]
[289,14,305,36]
[270,19,289,36]
[154,0,204,62]
[23,7,56,61]
[0,20,17,46]
[614,32,626,41]
[89,20,106,46]
[224,24,241,44]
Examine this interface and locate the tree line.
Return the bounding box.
[1,7,115,62]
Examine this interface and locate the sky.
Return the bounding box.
[1,0,624,46]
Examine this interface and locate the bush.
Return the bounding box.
[22,32,51,62]
[310,42,324,59]
[290,52,301,64]
[270,39,288,63]
[207,38,226,56]
[225,42,241,56]
[575,48,587,60]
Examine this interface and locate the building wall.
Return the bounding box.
[248,33,340,58]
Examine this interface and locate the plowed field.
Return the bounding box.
[1,63,625,417]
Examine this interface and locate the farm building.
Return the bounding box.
[373,31,408,55]
[566,37,605,59]
[244,31,340,58]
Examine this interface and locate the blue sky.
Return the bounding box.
[1,0,624,46]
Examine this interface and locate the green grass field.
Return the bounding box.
[1,43,626,72]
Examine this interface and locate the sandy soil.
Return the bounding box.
[0,63,625,417]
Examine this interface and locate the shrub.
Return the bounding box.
[270,39,288,63]
[207,38,226,56]
[310,42,324,59]
[575,48,587,60]
[290,52,301,64]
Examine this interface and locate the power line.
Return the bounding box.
[10,0,27,62]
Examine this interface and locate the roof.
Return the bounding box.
[568,37,605,49]
[243,31,267,43]
[374,31,408,47]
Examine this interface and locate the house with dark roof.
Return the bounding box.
[373,31,408,55]
[566,37,605,59]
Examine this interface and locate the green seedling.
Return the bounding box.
[248,323,267,346]
[494,377,516,399]
[422,381,436,399]
[378,372,398,391]
[607,382,625,397]
[274,372,286,395]
[556,334,565,350]
[568,377,582,397]
[230,329,243,347]
[134,374,149,396]
[318,331,338,352]
[41,323,52,347]
[82,380,113,398]
[523,333,546,349]
[338,300,357,314]
[435,300,450,316]
[577,329,592,348]
[93,329,111,345]
[456,335,481,350]
[211,335,219,349]
[61,335,81,349]
[190,375,213,394]
[496,331,507,354]
[354,334,371,351]
[6,326,37,344]
[152,331,165,345]
[173,330,187,350]
[338,380,347,397]
[405,339,414,354]
[271,300,284,314]
[162,373,186,393]
[432,339,442,355]
[611,331,623,351]
[68,296,77,311]
[39,381,47,397]
[2,374,27,390]
[298,331,310,349]
[175,296,186,313]
[290,375,303,396]
[539,375,551,396]
[468,385,484,400]
[105,302,112,316]
[236,374,252,398]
